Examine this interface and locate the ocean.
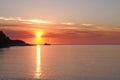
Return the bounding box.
[0,45,120,80]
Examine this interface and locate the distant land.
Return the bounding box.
[0,31,30,48]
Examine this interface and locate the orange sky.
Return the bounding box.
[0,17,120,44]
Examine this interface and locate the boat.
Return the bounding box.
[44,42,51,45]
[44,37,51,45]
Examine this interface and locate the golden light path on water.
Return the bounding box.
[35,45,41,78]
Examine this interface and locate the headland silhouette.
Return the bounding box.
[0,31,29,48]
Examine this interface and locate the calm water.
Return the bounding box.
[0,45,120,80]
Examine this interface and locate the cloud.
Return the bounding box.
[0,16,53,24]
[0,17,120,33]
[0,17,25,21]
[61,22,75,25]
[82,24,94,26]
[3,30,34,39]
[28,19,53,24]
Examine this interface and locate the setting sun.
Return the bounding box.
[35,30,44,38]
[36,33,41,38]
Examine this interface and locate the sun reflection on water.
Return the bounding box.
[35,45,41,78]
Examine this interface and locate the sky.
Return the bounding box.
[0,0,120,25]
[0,0,120,44]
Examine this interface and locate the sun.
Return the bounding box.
[35,30,43,38]
[36,33,41,38]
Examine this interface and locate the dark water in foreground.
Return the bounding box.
[0,45,120,80]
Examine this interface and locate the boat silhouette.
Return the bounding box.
[44,36,51,45]
[44,42,51,45]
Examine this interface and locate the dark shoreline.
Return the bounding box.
[27,44,120,46]
[0,31,30,48]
